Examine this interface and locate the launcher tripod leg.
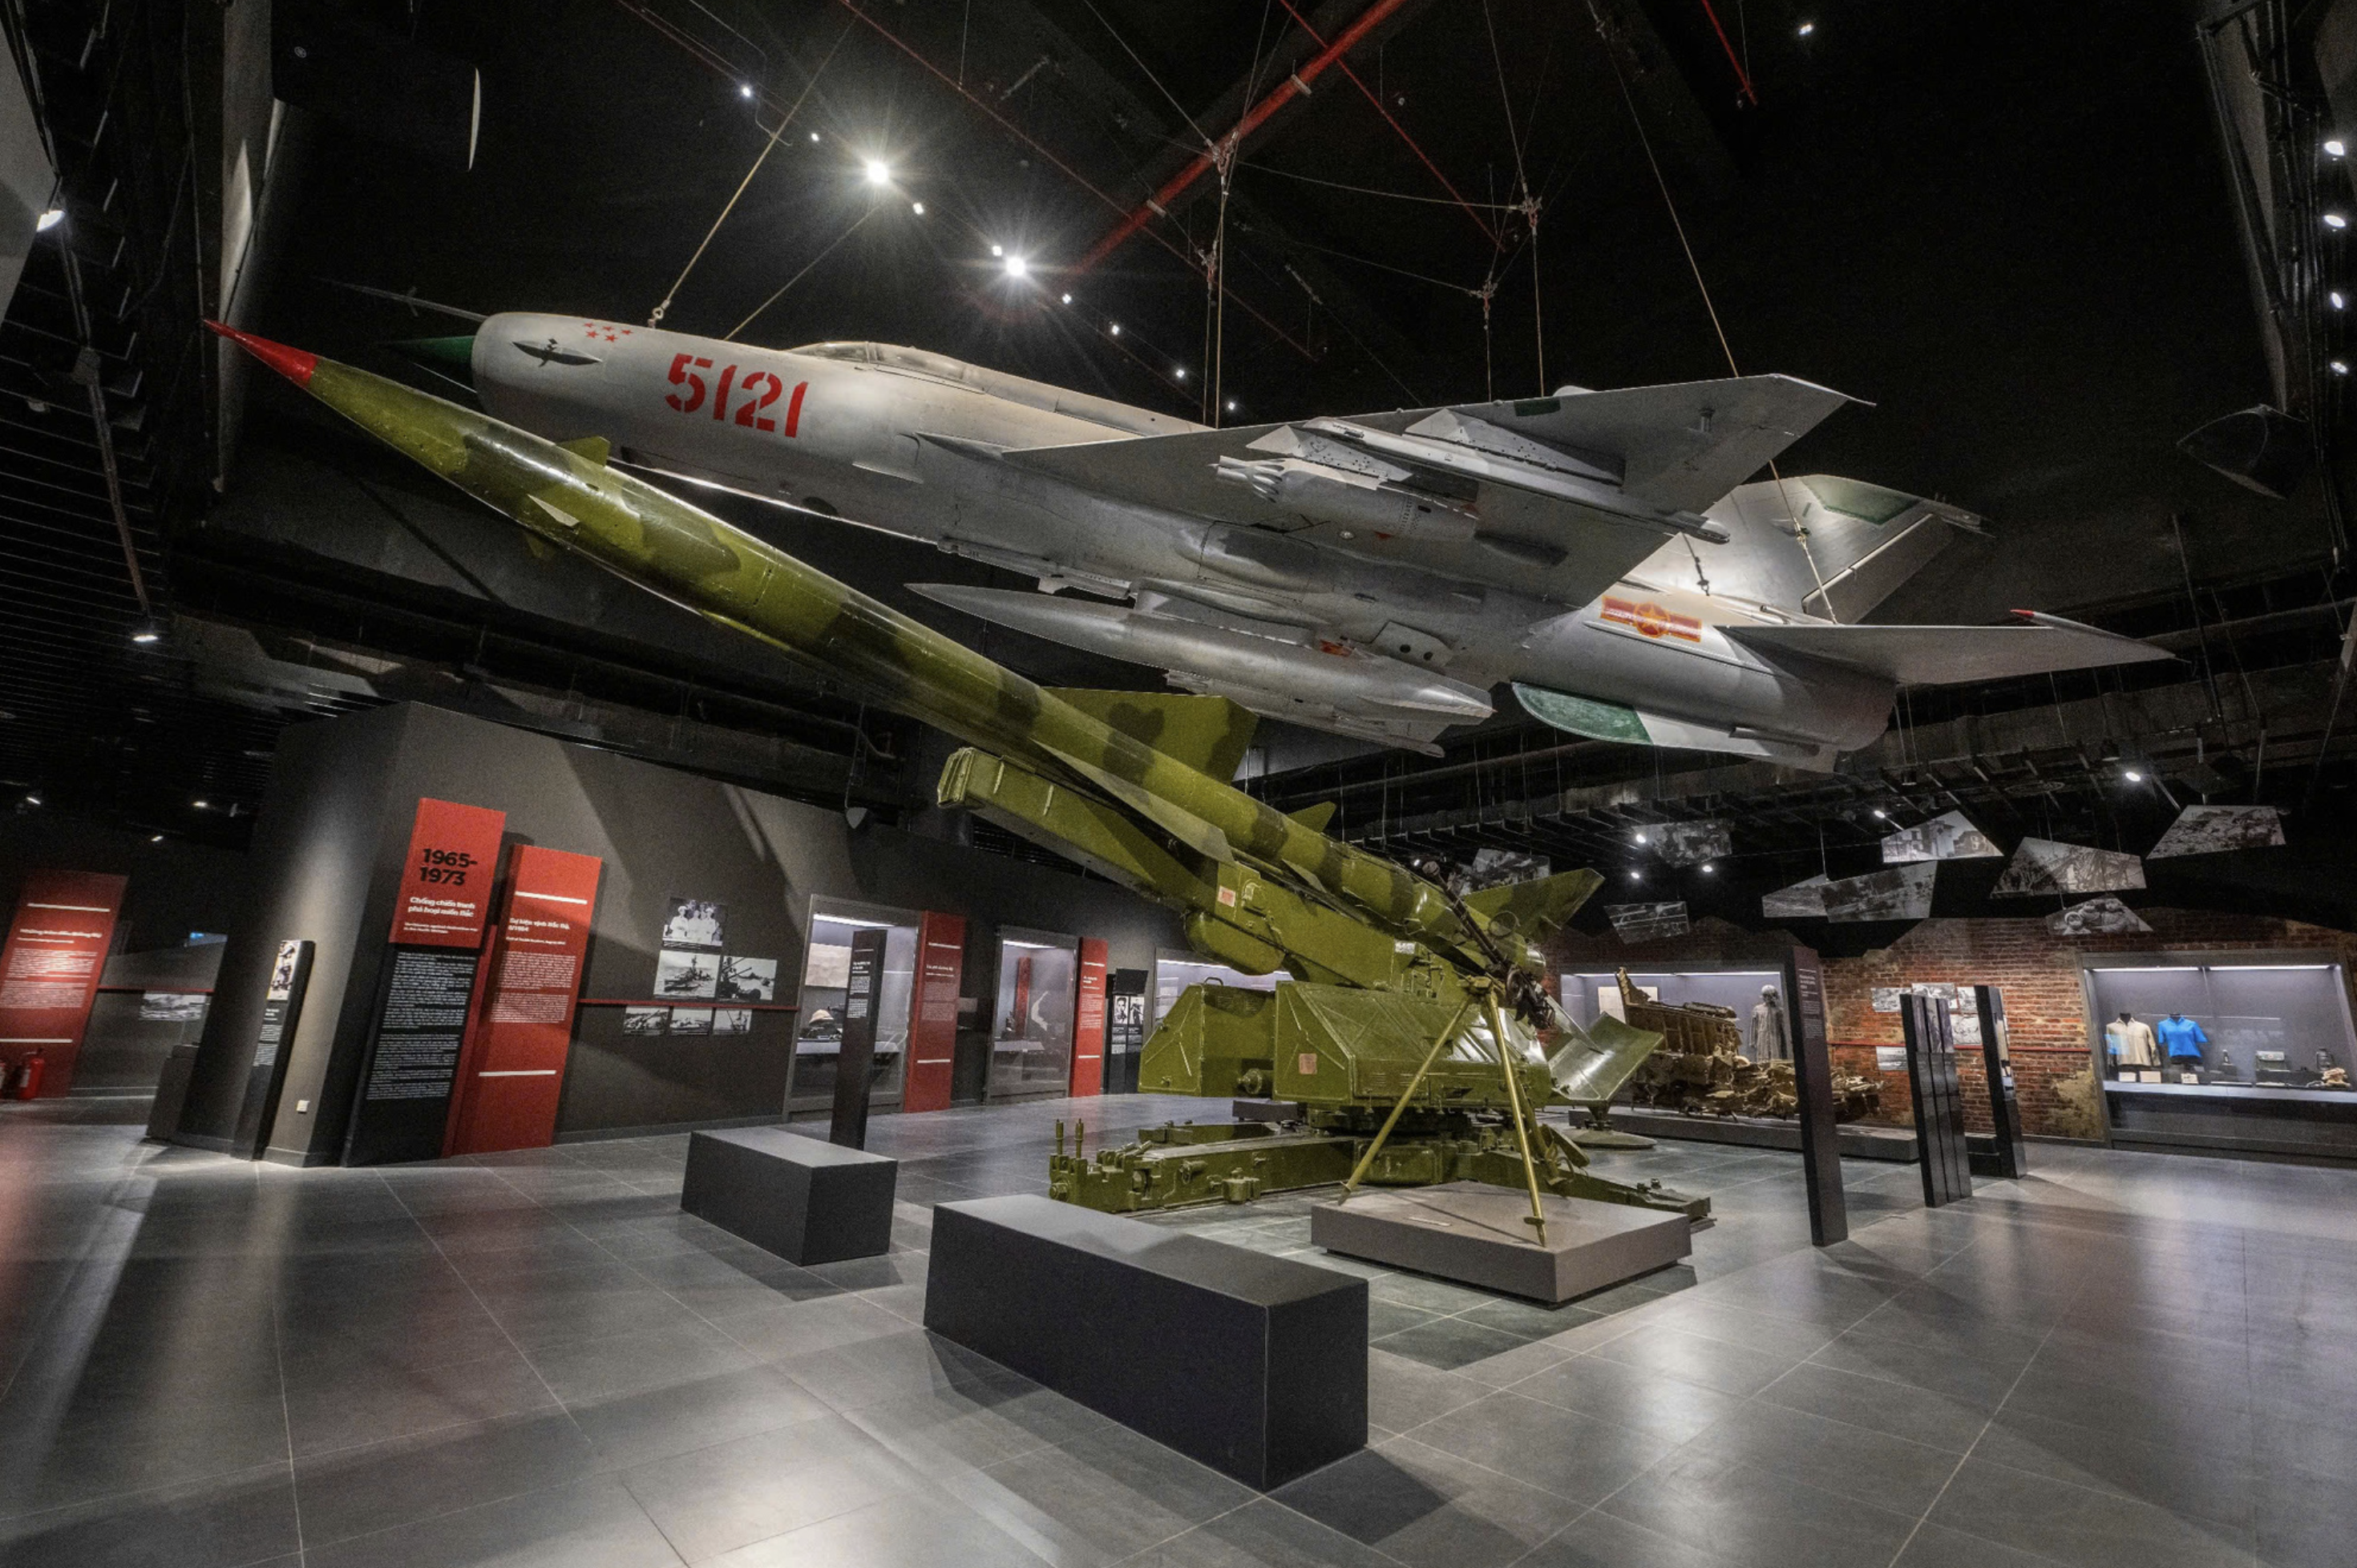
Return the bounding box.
[1485,992,1550,1247]
[1336,997,1478,1203]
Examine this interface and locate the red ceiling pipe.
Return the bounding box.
[1696,0,1759,107]
[1077,0,1423,273]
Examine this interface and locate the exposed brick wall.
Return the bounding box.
[1547,911,2357,1139]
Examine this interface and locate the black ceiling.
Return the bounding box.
[2,0,2339,858]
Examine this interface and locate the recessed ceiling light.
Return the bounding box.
[1797,20,1815,36]
[1225,398,1237,412]
[2327,212,2349,230]
[1109,322,1121,335]
[1173,366,1187,380]
[149,834,164,843]
[1871,807,1887,819]
[2335,291,2347,310]
[1060,292,1072,304]
[863,159,891,185]
[1700,863,1716,874]
[2329,137,2347,157]
[808,131,820,143]
[738,83,754,100]
[2335,359,2351,375]
[1628,871,1643,882]
[1004,254,1028,277]
[910,200,924,215]
[2123,769,2144,782]
[23,792,41,806]
[35,207,63,232]
[1633,831,1648,844]
[989,243,1003,257]
[191,798,209,809]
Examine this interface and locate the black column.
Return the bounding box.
[831,927,888,1148]
[1781,945,1848,1245]
[1902,994,1973,1206]
[231,939,314,1158]
[1969,985,2028,1179]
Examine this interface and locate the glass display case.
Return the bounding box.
[988,926,1079,1100]
[784,899,920,1117]
[2085,962,2355,1087]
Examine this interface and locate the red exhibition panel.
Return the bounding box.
[0,870,127,1097]
[446,845,604,1155]
[389,798,507,947]
[900,911,966,1113]
[1069,937,1109,1097]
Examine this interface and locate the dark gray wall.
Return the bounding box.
[0,814,251,955]
[181,702,1184,1162]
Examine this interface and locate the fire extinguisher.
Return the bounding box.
[8,1049,42,1100]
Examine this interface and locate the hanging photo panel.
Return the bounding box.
[2147,806,2284,859]
[1881,810,2002,864]
[1993,839,2145,897]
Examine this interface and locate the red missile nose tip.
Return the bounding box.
[203,321,317,386]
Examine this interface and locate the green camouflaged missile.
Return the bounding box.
[212,323,1700,1221]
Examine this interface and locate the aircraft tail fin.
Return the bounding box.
[1692,475,1983,620]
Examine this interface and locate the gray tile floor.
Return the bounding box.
[2,1093,2351,1567]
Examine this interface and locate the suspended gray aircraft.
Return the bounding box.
[402,313,2168,763]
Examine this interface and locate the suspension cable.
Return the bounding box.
[1594,10,1836,616]
[648,21,854,328]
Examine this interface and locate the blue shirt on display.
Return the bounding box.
[2155,1016,2209,1057]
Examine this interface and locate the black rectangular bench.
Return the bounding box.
[924,1194,1365,1488]
[680,1127,896,1266]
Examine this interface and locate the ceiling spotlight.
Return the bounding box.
[2329,138,2348,157]
[23,792,41,806]
[1797,20,1815,36]
[1003,254,1028,277]
[149,834,164,843]
[1871,807,1888,819]
[1060,292,1072,304]
[130,622,161,644]
[1109,322,1122,335]
[2336,291,2348,310]
[191,798,209,809]
[35,207,63,232]
[808,131,820,143]
[1174,366,1187,380]
[863,159,891,186]
[2327,212,2349,230]
[989,243,1003,257]
[1225,398,1237,412]
[2123,769,2145,783]
[738,83,754,100]
[2336,359,2352,375]
[1700,862,1716,874]
[1628,871,1643,883]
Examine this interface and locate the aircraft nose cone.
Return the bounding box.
[204,321,317,386]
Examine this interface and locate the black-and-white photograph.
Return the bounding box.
[717,955,778,1002]
[1881,810,2002,864]
[1821,862,1937,923]
[668,1007,714,1036]
[712,1008,754,1036]
[2147,805,2286,859]
[1605,901,1692,943]
[653,949,718,999]
[1761,874,1830,919]
[138,992,209,1023]
[2048,896,2154,936]
[1647,821,1732,867]
[267,939,301,1000]
[621,1007,667,1037]
[659,895,726,951]
[1870,986,1905,1013]
[1993,838,2146,896]
[1442,848,1548,896]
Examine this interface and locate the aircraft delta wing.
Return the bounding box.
[989,373,1857,614]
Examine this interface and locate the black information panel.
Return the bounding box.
[232,938,315,1158]
[1781,945,1849,1245]
[1105,968,1148,1096]
[830,927,888,1149]
[1967,985,2028,1179]
[1902,994,1974,1206]
[344,947,481,1166]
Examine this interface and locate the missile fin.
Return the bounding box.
[1287,801,1338,835]
[558,435,612,465]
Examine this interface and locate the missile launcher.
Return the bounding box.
[210,323,1703,1227]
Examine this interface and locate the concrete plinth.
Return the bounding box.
[1311,1182,1692,1303]
[1608,1107,1919,1162]
[681,1126,896,1265]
